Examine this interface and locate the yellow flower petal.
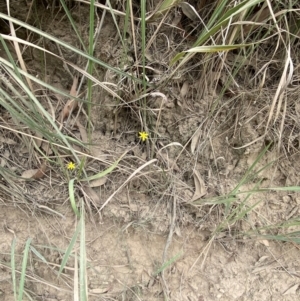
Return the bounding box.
[67,162,76,170]
[139,131,149,142]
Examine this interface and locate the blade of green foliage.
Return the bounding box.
[262,232,300,244]
[141,0,147,92]
[0,57,81,100]
[107,0,126,50]
[185,44,253,53]
[267,186,300,192]
[81,152,125,182]
[230,143,271,196]
[86,0,96,142]
[69,179,80,216]
[18,238,32,301]
[74,251,79,300]
[0,13,138,82]
[171,0,264,65]
[79,203,88,301]
[194,145,272,206]
[0,35,22,80]
[196,0,264,46]
[225,179,263,222]
[1,36,122,99]
[58,222,81,277]
[154,252,182,276]
[0,61,83,167]
[59,0,86,51]
[11,238,17,301]
[30,246,48,264]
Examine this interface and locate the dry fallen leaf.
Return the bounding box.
[82,185,101,206]
[180,81,189,98]
[41,141,53,155]
[191,128,202,154]
[75,120,88,143]
[175,224,182,237]
[33,132,43,148]
[0,137,16,145]
[89,177,107,188]
[191,169,206,201]
[256,256,269,264]
[258,239,270,247]
[21,162,47,179]
[61,76,78,122]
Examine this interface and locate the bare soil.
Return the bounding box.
[1,1,300,300]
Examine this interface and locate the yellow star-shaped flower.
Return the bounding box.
[67,162,76,170]
[139,131,149,142]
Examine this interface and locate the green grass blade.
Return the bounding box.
[18,238,32,301]
[171,43,254,63]
[267,186,300,192]
[0,56,79,100]
[79,203,87,301]
[230,143,271,195]
[59,0,87,51]
[154,252,182,276]
[11,238,17,301]
[30,246,48,264]
[0,35,22,80]
[107,0,125,49]
[1,61,83,167]
[69,179,80,216]
[58,222,81,277]
[74,250,79,300]
[141,0,147,92]
[0,13,140,83]
[86,0,96,142]
[171,0,264,65]
[81,152,125,182]
[227,180,263,221]
[194,0,264,47]
[185,44,253,53]
[262,232,300,244]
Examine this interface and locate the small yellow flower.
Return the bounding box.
[67,162,76,170]
[139,131,149,142]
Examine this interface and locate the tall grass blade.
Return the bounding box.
[58,222,81,277]
[171,0,264,65]
[86,0,96,141]
[141,0,147,92]
[59,0,86,51]
[79,202,87,301]
[74,251,79,301]
[30,246,48,264]
[81,151,126,182]
[154,252,182,276]
[0,35,22,79]
[69,179,80,216]
[18,238,32,301]
[11,238,17,301]
[230,143,271,196]
[0,13,138,81]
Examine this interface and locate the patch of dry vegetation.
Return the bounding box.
[1,0,300,300]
